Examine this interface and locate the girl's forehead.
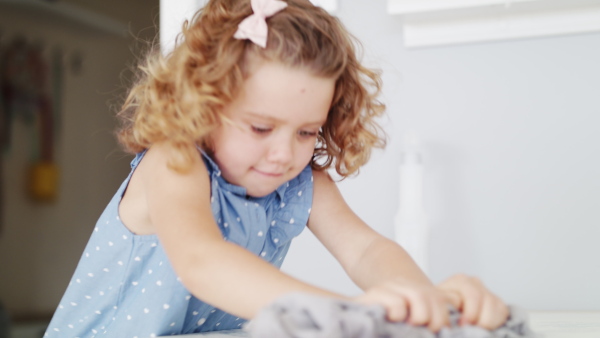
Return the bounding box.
[243,58,334,87]
[226,61,335,125]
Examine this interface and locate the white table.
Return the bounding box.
[181,311,600,337]
[528,311,600,338]
[9,311,599,337]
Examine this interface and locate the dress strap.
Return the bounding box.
[130,149,148,169]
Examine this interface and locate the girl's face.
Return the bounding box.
[210,61,335,197]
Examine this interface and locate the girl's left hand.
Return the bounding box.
[436,274,509,330]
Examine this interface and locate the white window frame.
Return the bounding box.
[311,0,337,12]
[160,0,207,55]
[387,0,600,48]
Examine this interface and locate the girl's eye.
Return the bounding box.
[298,130,318,138]
[251,125,272,134]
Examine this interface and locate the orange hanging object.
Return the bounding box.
[29,161,59,202]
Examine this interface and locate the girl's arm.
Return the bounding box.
[307,170,431,287]
[307,170,509,331]
[135,143,344,320]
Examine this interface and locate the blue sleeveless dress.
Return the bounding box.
[44,150,313,337]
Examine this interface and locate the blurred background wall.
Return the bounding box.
[0,0,159,322]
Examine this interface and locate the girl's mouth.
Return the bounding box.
[253,168,284,177]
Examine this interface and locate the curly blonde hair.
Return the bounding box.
[116,0,386,177]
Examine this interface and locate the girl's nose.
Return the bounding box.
[266,135,294,165]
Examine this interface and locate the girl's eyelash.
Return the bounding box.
[299,130,318,137]
[250,125,317,137]
[251,125,271,134]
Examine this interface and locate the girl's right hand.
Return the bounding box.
[352,277,450,332]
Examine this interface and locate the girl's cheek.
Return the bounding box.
[303,145,316,162]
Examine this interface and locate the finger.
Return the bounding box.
[442,290,462,310]
[460,286,483,326]
[377,282,427,324]
[427,296,449,332]
[476,294,509,330]
[358,288,409,323]
[403,289,431,326]
[437,274,471,311]
[385,295,409,322]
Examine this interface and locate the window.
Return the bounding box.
[388,0,600,47]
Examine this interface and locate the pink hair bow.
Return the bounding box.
[234,0,288,48]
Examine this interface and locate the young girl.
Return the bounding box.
[45,0,509,336]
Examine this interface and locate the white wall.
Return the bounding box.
[282,0,600,311]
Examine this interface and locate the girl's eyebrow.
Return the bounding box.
[246,112,326,126]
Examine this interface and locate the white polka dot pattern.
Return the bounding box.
[44,150,313,337]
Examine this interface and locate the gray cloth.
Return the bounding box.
[245,293,539,338]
